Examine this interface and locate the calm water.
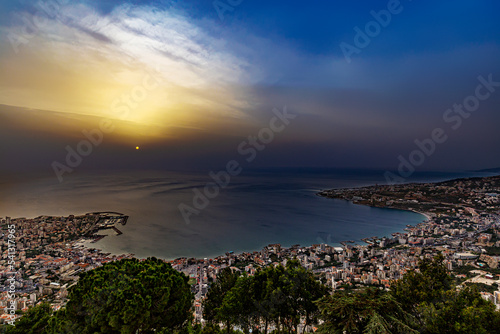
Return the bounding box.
[0,169,493,260]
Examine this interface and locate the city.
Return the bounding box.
[1,175,499,325]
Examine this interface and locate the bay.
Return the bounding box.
[0,168,492,260]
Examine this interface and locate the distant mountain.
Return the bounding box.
[473,167,500,173]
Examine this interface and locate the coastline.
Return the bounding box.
[2,196,434,262]
[321,196,430,244]
[409,209,432,222]
[83,200,430,261]
[317,174,500,247]
[5,173,498,262]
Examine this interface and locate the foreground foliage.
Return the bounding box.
[203,260,328,334]
[3,302,52,334]
[4,253,500,334]
[4,258,193,334]
[61,257,193,333]
[388,254,500,333]
[419,286,500,334]
[316,288,418,334]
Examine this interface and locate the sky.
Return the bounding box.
[1,0,500,180]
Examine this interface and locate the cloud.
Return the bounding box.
[0,2,254,132]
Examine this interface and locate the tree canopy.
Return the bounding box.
[315,253,500,334]
[61,257,193,333]
[203,259,328,334]
[4,302,53,334]
[390,253,453,311]
[5,253,500,334]
[419,285,500,334]
[203,267,239,327]
[317,287,418,334]
[5,257,193,334]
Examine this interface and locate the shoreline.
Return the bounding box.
[409,209,432,222]
[69,203,430,261]
[317,174,500,246]
[2,198,433,262]
[5,173,498,262]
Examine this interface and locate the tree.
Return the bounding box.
[203,268,239,331]
[217,274,255,334]
[199,323,222,334]
[284,260,328,334]
[250,263,294,333]
[249,266,275,333]
[5,302,52,334]
[389,253,500,333]
[203,260,327,334]
[57,257,193,333]
[316,287,418,334]
[419,285,500,334]
[390,253,452,312]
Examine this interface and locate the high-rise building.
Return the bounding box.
[446,261,453,270]
[331,277,337,290]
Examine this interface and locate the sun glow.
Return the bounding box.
[0,3,249,141]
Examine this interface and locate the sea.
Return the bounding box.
[0,168,495,260]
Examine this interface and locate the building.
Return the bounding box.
[494,291,500,310]
[454,252,479,260]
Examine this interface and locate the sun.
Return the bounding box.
[136,146,140,150]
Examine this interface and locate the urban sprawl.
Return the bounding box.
[1,175,499,324]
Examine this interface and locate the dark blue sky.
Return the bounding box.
[128,0,500,53]
[86,0,500,55]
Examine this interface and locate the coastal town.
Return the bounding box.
[0,212,134,323]
[1,175,499,324]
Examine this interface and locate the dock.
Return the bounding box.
[112,226,123,235]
